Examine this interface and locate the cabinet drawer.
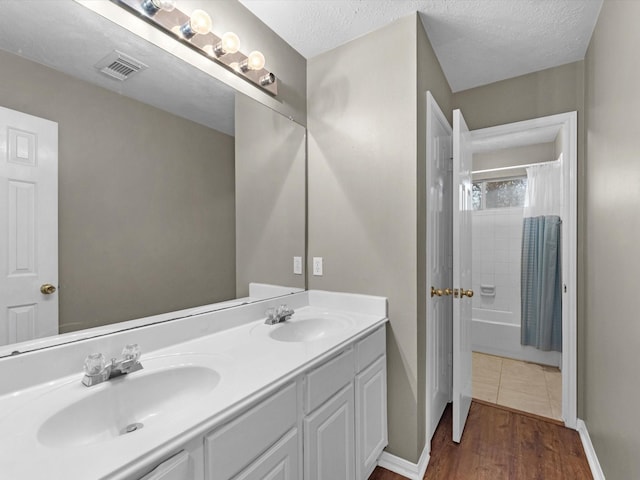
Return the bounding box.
[356,326,385,372]
[139,451,189,480]
[205,383,298,480]
[233,428,300,480]
[304,348,354,414]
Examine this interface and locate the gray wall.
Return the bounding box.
[584,1,640,477]
[0,49,236,332]
[473,142,556,181]
[308,14,452,462]
[235,94,306,296]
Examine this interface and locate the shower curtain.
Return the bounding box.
[521,161,562,351]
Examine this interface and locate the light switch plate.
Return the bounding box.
[312,257,323,276]
[293,256,303,275]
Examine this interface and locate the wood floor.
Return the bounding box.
[369,401,592,480]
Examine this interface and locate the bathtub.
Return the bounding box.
[472,309,561,368]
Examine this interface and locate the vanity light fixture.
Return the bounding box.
[112,0,278,95]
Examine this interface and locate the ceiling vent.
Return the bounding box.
[95,51,147,81]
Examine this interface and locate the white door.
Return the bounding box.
[0,106,58,347]
[425,92,453,442]
[452,109,473,443]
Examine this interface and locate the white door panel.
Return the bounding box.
[0,106,58,346]
[452,109,473,443]
[425,92,453,442]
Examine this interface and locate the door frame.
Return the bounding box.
[425,91,453,447]
[469,111,578,429]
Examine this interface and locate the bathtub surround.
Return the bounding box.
[471,207,561,367]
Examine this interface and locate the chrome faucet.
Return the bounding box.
[82,344,144,387]
[264,304,295,325]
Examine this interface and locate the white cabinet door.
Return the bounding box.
[233,429,300,480]
[304,384,355,480]
[355,356,387,480]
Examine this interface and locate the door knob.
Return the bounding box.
[461,289,474,298]
[40,283,56,295]
[443,288,453,296]
[430,287,444,297]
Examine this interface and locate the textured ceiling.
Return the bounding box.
[0,0,604,130]
[239,0,603,92]
[0,0,236,135]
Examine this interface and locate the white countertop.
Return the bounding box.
[0,291,387,480]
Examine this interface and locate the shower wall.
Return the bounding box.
[471,206,561,367]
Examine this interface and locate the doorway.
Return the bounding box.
[470,140,562,420]
[468,112,578,430]
[426,105,578,449]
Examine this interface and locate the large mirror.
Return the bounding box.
[0,1,306,356]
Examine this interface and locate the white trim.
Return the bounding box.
[469,111,578,430]
[577,419,606,480]
[377,446,430,480]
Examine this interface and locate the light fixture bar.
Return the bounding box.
[112,0,278,96]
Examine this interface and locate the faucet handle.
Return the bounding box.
[84,353,106,376]
[265,307,277,321]
[122,344,141,362]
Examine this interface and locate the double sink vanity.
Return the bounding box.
[0,290,388,480]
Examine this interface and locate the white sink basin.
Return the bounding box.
[255,313,354,343]
[37,356,222,448]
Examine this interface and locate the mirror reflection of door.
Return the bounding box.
[0,106,58,346]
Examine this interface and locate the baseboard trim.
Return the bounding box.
[577,418,605,480]
[377,446,430,480]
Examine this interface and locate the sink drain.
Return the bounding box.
[121,422,144,435]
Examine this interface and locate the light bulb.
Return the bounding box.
[243,50,265,71]
[153,0,175,11]
[141,0,175,15]
[221,32,240,54]
[189,9,212,35]
[213,32,240,57]
[180,9,212,39]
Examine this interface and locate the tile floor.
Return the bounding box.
[472,352,562,420]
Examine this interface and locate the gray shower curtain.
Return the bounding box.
[521,215,562,351]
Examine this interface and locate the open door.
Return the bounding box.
[452,109,473,443]
[425,92,453,442]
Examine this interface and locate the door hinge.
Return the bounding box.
[564,284,567,293]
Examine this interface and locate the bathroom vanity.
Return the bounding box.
[0,290,388,480]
